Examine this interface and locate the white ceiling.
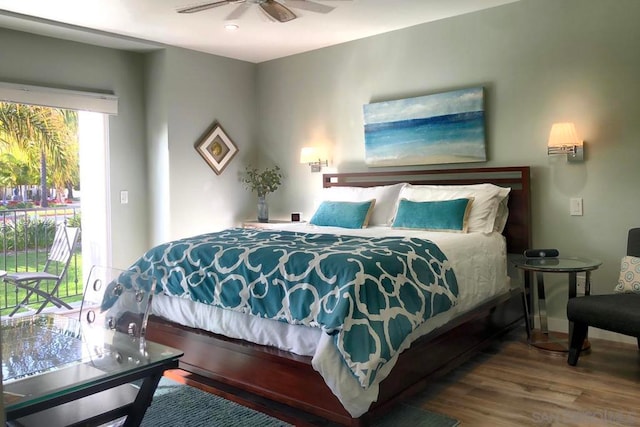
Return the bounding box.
[0,0,519,63]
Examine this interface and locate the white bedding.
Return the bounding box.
[151,224,510,417]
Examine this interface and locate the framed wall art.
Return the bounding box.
[194,122,238,175]
[363,87,486,167]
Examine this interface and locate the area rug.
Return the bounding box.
[141,377,460,427]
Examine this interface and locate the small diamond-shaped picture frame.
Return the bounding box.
[194,122,238,175]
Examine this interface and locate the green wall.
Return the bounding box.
[143,47,256,245]
[256,0,640,335]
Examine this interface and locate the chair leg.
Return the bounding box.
[7,281,39,317]
[33,281,73,314]
[568,321,588,366]
[7,279,72,316]
[34,293,73,314]
[521,286,531,339]
[637,337,640,350]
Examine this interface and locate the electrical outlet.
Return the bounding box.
[576,273,586,295]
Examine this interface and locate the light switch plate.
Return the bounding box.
[570,198,583,216]
[120,190,128,204]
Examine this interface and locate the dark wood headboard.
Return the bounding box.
[322,166,531,254]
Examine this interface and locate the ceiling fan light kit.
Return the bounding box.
[260,1,296,22]
[177,0,341,24]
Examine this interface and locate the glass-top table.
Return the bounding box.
[511,256,602,352]
[511,256,602,275]
[2,314,183,426]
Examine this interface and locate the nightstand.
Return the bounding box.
[242,220,301,230]
[512,256,602,352]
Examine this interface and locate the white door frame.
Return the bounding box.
[78,111,111,274]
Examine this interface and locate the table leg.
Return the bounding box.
[568,272,577,299]
[521,270,532,339]
[123,372,163,427]
[536,272,548,333]
[567,271,578,342]
[583,271,591,344]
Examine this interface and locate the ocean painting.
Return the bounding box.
[363,87,486,166]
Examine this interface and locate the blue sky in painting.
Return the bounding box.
[363,87,483,124]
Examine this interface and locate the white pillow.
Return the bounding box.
[396,183,510,233]
[494,195,510,233]
[317,183,406,226]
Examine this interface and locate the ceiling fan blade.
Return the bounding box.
[226,3,251,20]
[176,1,231,14]
[284,1,335,14]
[260,0,296,23]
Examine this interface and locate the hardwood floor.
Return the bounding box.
[165,329,640,426]
[414,330,640,426]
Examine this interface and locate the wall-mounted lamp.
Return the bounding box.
[300,147,328,172]
[547,122,584,162]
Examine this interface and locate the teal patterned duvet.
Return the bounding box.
[130,227,458,388]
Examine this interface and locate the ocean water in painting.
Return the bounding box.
[364,111,486,165]
[363,87,486,166]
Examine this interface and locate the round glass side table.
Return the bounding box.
[512,256,602,352]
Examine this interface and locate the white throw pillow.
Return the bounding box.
[494,196,510,233]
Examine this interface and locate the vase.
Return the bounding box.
[257,195,268,223]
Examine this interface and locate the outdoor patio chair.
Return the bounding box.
[4,224,80,317]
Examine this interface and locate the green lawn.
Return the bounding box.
[1,251,84,316]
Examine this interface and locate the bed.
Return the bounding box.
[143,166,531,426]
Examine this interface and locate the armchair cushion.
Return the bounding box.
[567,294,640,337]
[615,255,640,294]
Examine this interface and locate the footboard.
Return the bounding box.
[146,316,352,423]
[146,287,525,426]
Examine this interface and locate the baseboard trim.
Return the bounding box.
[540,316,636,345]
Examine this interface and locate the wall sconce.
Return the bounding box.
[547,122,584,162]
[300,147,328,172]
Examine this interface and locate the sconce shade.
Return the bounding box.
[300,146,329,172]
[548,122,582,148]
[547,122,584,162]
[300,147,319,164]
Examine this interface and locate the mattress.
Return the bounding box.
[150,224,509,416]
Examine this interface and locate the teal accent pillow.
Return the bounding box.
[310,200,375,229]
[392,198,473,232]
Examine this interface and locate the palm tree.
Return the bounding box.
[0,102,78,207]
[0,151,37,202]
[57,109,79,202]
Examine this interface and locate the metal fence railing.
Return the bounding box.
[0,205,83,316]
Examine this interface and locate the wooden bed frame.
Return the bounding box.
[147,166,531,426]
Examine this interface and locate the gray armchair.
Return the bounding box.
[567,228,640,366]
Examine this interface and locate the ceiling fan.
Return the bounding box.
[176,0,341,23]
